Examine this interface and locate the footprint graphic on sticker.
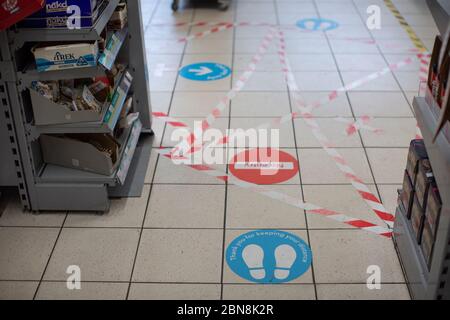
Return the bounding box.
[242,244,265,280]
[274,244,297,280]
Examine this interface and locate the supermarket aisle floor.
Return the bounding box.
[0,0,439,299]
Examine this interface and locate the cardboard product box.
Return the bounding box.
[439,24,450,70]
[40,133,119,176]
[400,170,414,218]
[428,36,443,96]
[421,221,435,269]
[18,0,104,28]
[425,184,442,237]
[32,42,98,72]
[29,0,97,17]
[411,195,425,243]
[415,159,434,210]
[433,67,450,143]
[0,0,45,30]
[406,139,428,184]
[438,54,450,107]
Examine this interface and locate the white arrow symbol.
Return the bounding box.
[188,66,213,76]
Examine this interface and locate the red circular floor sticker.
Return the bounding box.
[229,148,299,184]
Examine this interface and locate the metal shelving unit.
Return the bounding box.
[11,0,120,46]
[394,98,450,300]
[0,0,152,212]
[0,46,20,187]
[427,0,450,35]
[392,1,450,300]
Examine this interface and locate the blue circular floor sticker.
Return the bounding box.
[179,62,231,81]
[296,18,339,31]
[226,230,312,283]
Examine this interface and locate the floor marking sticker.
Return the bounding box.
[226,230,312,283]
[296,18,339,31]
[179,62,231,81]
[229,148,299,185]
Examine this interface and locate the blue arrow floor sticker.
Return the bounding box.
[226,230,312,283]
[296,18,339,31]
[179,62,232,81]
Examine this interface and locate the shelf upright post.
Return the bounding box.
[0,30,37,210]
[127,0,152,132]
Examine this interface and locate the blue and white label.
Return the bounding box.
[179,62,231,81]
[296,18,339,31]
[226,230,312,283]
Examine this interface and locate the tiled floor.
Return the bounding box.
[0,0,440,300]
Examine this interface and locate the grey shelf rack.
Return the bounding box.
[11,0,120,46]
[394,97,450,299]
[0,0,153,212]
[427,0,450,35]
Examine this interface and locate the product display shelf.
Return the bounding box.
[9,0,121,47]
[28,68,132,136]
[394,97,450,300]
[0,0,152,212]
[19,27,128,86]
[37,117,142,186]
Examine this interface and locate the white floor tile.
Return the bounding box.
[36,282,128,300]
[316,284,410,300]
[309,229,405,283]
[298,148,374,184]
[223,284,316,300]
[0,228,59,280]
[145,184,225,228]
[226,185,306,229]
[348,92,413,117]
[294,118,363,148]
[132,229,223,283]
[128,283,221,300]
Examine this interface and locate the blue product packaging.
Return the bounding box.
[29,0,97,17]
[18,0,103,29]
[32,42,99,72]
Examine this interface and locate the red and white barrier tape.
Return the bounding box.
[171,27,278,157]
[153,51,413,152]
[335,116,383,136]
[417,52,431,82]
[276,29,399,229]
[177,22,235,43]
[157,147,392,238]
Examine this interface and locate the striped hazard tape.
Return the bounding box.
[157,148,393,238]
[334,116,383,136]
[149,25,414,235]
[276,29,397,228]
[383,0,430,138]
[383,0,428,53]
[153,53,413,151]
[171,27,277,157]
[178,22,235,43]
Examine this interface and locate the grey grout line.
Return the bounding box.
[279,0,319,301]
[2,279,408,285]
[219,2,237,302]
[303,0,335,302]
[317,0,388,230]
[32,212,68,300]
[125,0,194,300]
[0,226,396,231]
[350,0,420,294]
